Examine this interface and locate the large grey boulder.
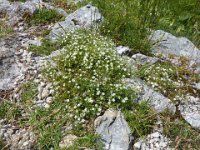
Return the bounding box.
[179,96,200,130]
[124,78,176,114]
[95,109,133,150]
[150,30,200,73]
[49,4,103,40]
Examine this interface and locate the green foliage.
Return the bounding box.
[28,108,63,149]
[0,101,21,121]
[86,0,200,55]
[9,0,26,2]
[156,0,200,48]
[28,39,62,56]
[66,134,104,150]
[21,81,38,104]
[51,0,77,13]
[0,139,7,150]
[0,22,13,38]
[162,113,200,149]
[123,102,157,138]
[45,29,136,124]
[25,29,139,149]
[90,0,162,55]
[26,8,64,26]
[137,61,200,100]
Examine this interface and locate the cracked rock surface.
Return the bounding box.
[95,109,133,150]
[124,78,176,114]
[49,4,103,40]
[134,132,174,150]
[150,30,200,73]
[179,96,200,130]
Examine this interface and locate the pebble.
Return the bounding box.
[49,89,55,95]
[40,82,46,87]
[44,103,50,108]
[41,89,50,99]
[46,97,53,103]
[59,134,78,148]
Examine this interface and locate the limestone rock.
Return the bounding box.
[95,109,133,150]
[124,78,176,114]
[49,4,103,40]
[0,35,25,90]
[116,46,130,55]
[134,132,174,150]
[131,53,159,66]
[150,30,200,73]
[193,82,200,90]
[179,96,200,130]
[3,1,38,26]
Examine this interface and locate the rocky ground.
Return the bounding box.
[0,0,200,150]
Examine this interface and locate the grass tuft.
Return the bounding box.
[161,112,200,149]
[123,102,157,139]
[28,38,63,56]
[0,22,14,38]
[25,8,64,26]
[85,0,200,55]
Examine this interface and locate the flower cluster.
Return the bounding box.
[143,63,177,93]
[139,62,200,101]
[45,30,135,124]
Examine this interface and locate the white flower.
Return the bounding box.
[98,108,102,112]
[96,90,100,95]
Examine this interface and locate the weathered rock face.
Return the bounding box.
[150,30,200,73]
[0,34,28,90]
[95,110,133,150]
[0,49,19,90]
[134,132,174,150]
[0,33,42,92]
[179,96,200,130]
[124,78,176,114]
[0,0,38,26]
[49,4,103,40]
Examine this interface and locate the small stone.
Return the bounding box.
[23,141,29,146]
[46,97,53,103]
[40,82,46,87]
[134,141,142,149]
[41,89,50,99]
[59,134,78,148]
[49,89,55,95]
[34,79,40,83]
[44,104,50,109]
